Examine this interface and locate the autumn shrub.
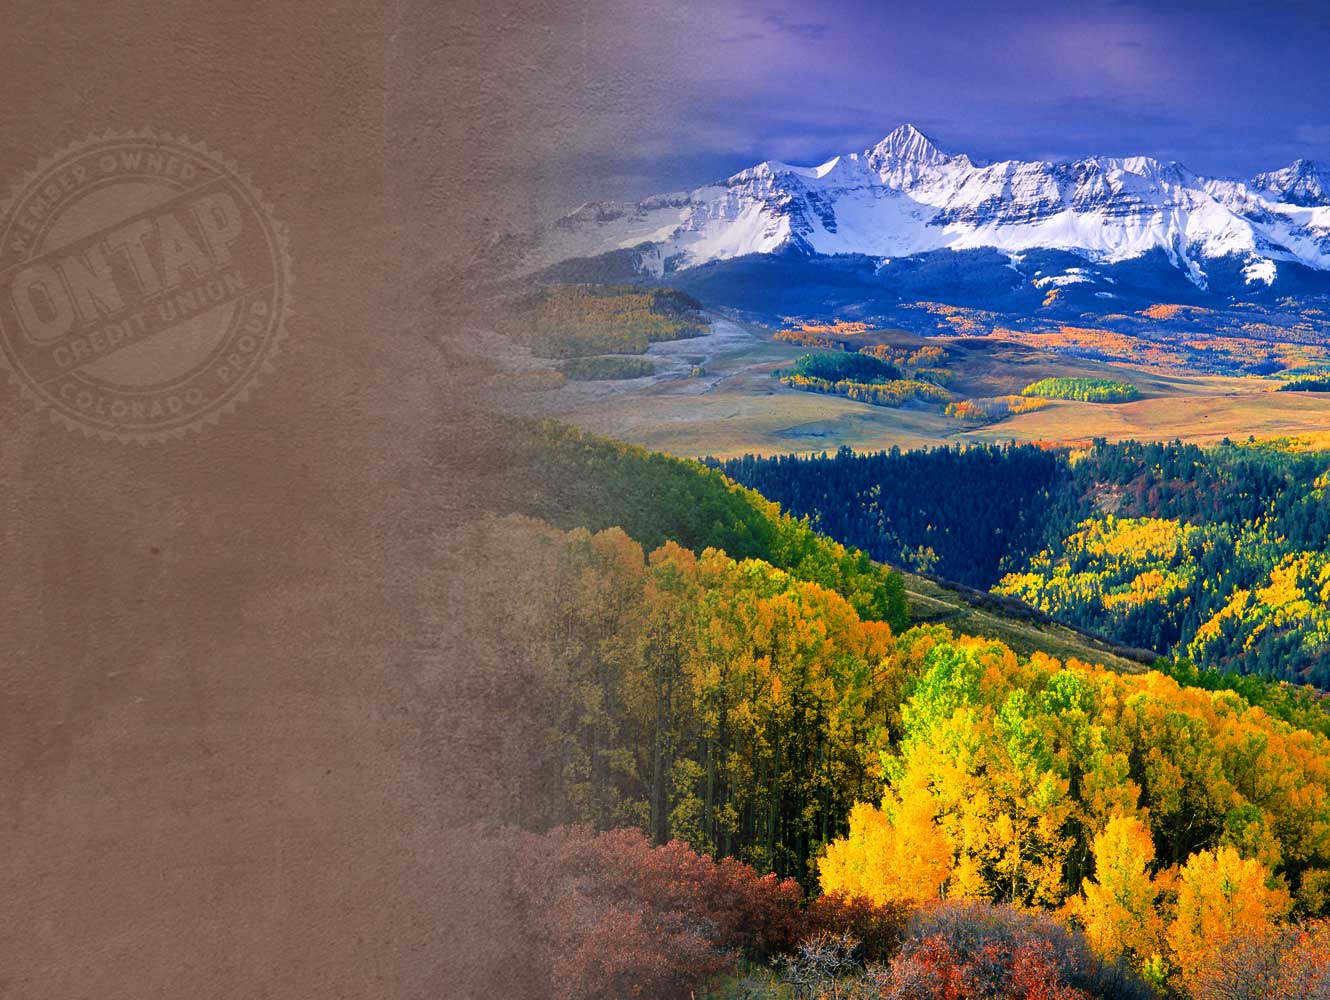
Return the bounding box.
[880,901,1152,1000]
[751,901,1151,1000]
[489,825,805,999]
[462,823,923,1000]
[565,827,805,958]
[778,930,871,1000]
[945,399,988,421]
[945,395,1050,423]
[1192,921,1330,1000]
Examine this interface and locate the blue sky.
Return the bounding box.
[548,0,1330,205]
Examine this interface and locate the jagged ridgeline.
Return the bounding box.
[717,438,1330,686]
[527,124,1330,309]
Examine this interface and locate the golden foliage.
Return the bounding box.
[519,286,705,357]
[818,635,1330,986]
[900,301,1002,336]
[1072,815,1165,965]
[990,321,1330,373]
[818,783,952,906]
[945,395,1051,423]
[991,326,1192,368]
[780,373,950,408]
[1189,551,1330,661]
[1142,303,1205,321]
[773,320,876,350]
[997,515,1198,623]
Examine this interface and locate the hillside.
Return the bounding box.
[898,569,1154,674]
[460,422,1330,999]
[497,419,1163,673]
[721,438,1330,686]
[500,419,907,626]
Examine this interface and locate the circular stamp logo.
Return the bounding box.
[0,130,292,441]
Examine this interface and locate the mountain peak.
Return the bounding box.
[887,122,931,141]
[868,123,947,164]
[1251,158,1330,206]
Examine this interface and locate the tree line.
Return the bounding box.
[717,439,1330,685]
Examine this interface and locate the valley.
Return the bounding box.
[489,124,1330,464]
[494,307,1330,459]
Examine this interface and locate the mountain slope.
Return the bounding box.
[527,124,1330,292]
[498,419,1156,672]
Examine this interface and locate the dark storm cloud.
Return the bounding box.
[529,0,1330,212]
[518,2,1330,215]
[759,9,831,40]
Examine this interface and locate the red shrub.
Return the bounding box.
[1011,943,1098,1000]
[464,825,917,998]
[878,901,1149,1000]
[1194,920,1330,1000]
[477,825,805,999]
[564,828,805,958]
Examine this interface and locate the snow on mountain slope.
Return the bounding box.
[528,124,1330,289]
[1251,159,1330,207]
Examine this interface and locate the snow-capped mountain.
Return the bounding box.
[1250,159,1330,208]
[529,125,1330,290]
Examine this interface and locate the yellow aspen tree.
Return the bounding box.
[1075,815,1164,967]
[818,767,951,906]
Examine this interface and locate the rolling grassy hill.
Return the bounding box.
[898,569,1154,673]
[488,302,1330,460]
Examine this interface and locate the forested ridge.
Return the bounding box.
[464,512,1330,998]
[463,421,1330,999]
[718,439,1330,686]
[506,420,908,628]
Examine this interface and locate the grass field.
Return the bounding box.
[899,571,1153,673]
[494,313,1330,459]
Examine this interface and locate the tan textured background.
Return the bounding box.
[0,1,635,996]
